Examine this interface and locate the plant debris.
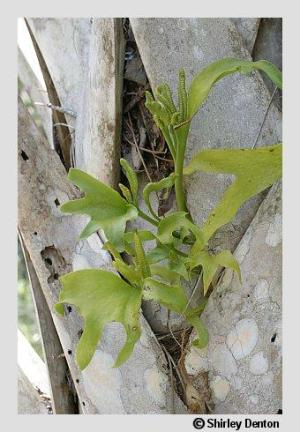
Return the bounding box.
[121,20,174,182]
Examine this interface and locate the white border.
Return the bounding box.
[1,1,298,430]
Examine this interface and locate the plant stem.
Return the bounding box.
[138,209,159,227]
[174,143,188,212]
[171,123,190,212]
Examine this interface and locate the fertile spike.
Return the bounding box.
[178,69,188,123]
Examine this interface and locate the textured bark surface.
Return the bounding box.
[184,182,282,413]
[19,237,77,414]
[18,47,53,148]
[253,18,282,111]
[25,19,77,169]
[18,367,49,414]
[130,17,282,333]
[253,19,282,70]
[18,331,51,414]
[18,98,186,414]
[18,330,50,396]
[26,18,91,122]
[231,18,261,54]
[74,18,124,188]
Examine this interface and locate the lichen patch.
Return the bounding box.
[249,394,259,405]
[211,344,238,378]
[265,214,281,247]
[211,376,230,401]
[185,346,209,375]
[226,319,258,360]
[72,253,91,271]
[144,367,168,407]
[254,279,269,302]
[82,350,125,413]
[249,352,268,375]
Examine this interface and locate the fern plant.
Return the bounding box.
[55,58,282,370]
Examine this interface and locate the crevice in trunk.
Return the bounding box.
[119,20,217,413]
[121,19,174,186]
[18,232,79,414]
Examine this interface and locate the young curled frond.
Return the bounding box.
[120,158,138,205]
[119,183,132,203]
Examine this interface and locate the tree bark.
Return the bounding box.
[18,17,282,415]
[18,95,185,413]
[74,18,124,188]
[19,235,78,414]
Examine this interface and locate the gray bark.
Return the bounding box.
[25,19,80,169]
[74,18,124,188]
[253,18,282,110]
[184,182,282,413]
[18,367,49,414]
[18,47,53,148]
[19,236,77,413]
[231,18,261,53]
[18,330,50,396]
[26,18,91,124]
[18,331,51,414]
[18,97,186,414]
